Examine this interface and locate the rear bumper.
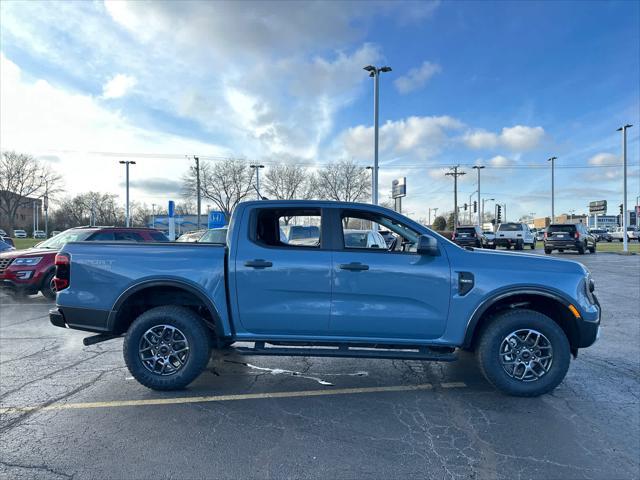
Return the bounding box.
[454,238,480,247]
[494,238,522,247]
[544,240,581,250]
[50,305,111,333]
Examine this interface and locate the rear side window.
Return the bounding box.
[115,231,145,242]
[255,208,321,248]
[150,232,169,242]
[548,225,576,233]
[88,231,115,241]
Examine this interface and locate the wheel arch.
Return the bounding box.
[463,288,581,355]
[108,280,225,338]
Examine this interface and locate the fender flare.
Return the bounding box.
[108,279,225,336]
[462,287,576,348]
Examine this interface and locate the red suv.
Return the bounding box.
[0,227,168,299]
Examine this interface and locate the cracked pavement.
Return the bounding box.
[0,253,638,479]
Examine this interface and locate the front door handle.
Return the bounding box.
[339,262,369,271]
[245,259,273,269]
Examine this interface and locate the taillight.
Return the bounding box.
[452,233,456,240]
[575,231,580,239]
[544,232,548,240]
[54,253,70,291]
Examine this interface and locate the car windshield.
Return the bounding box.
[36,230,95,249]
[497,223,522,231]
[548,225,576,233]
[199,229,228,244]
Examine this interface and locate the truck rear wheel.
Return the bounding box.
[476,309,570,397]
[123,306,211,390]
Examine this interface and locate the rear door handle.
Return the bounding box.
[245,259,273,269]
[339,262,369,271]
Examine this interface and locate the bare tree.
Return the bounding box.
[0,151,62,234]
[316,159,370,203]
[263,164,317,201]
[50,192,123,229]
[182,158,254,222]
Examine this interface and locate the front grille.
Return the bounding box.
[0,258,13,273]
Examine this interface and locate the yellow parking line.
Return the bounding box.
[0,383,439,414]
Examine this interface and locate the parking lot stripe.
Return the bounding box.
[440,382,467,388]
[0,383,437,414]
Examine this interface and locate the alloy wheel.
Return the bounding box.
[139,325,190,376]
[499,329,553,382]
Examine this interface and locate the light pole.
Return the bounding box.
[467,191,477,225]
[363,64,392,205]
[250,164,265,200]
[366,166,374,203]
[482,198,495,227]
[119,161,136,227]
[548,156,557,223]
[40,176,49,236]
[472,166,485,227]
[617,124,633,253]
[636,195,640,228]
[428,207,438,226]
[194,156,201,229]
[445,166,465,227]
[151,203,156,229]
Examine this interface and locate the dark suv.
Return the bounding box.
[452,225,487,248]
[544,223,596,255]
[0,227,168,299]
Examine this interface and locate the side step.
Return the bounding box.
[232,342,457,362]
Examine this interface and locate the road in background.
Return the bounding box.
[1,254,638,479]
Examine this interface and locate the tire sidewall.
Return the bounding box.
[41,271,57,300]
[123,306,211,390]
[477,309,570,397]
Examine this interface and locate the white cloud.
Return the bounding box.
[102,73,137,99]
[588,152,618,165]
[394,61,442,94]
[463,125,545,151]
[488,155,513,167]
[340,115,464,160]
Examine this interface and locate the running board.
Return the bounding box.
[232,342,457,362]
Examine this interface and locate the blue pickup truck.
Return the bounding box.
[50,200,600,397]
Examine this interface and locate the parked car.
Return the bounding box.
[198,228,228,244]
[452,225,488,249]
[343,229,387,249]
[544,223,596,255]
[0,226,169,300]
[50,200,600,397]
[50,231,62,237]
[0,240,15,252]
[611,226,639,242]
[589,228,612,242]
[280,225,321,246]
[13,229,27,238]
[378,230,397,248]
[1,236,15,247]
[535,229,546,242]
[33,230,46,239]
[176,230,206,242]
[0,229,7,237]
[495,223,536,250]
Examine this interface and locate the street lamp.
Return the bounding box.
[482,198,495,228]
[40,175,49,237]
[472,165,485,227]
[250,164,265,200]
[119,161,136,227]
[364,64,392,205]
[428,207,438,226]
[366,166,374,203]
[616,124,633,253]
[548,156,557,223]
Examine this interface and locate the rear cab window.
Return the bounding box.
[253,208,322,249]
[497,223,523,231]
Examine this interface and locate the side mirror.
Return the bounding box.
[416,235,438,256]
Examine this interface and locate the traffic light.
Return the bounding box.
[473,201,477,213]
[619,204,623,215]
[463,203,468,211]
[497,205,502,223]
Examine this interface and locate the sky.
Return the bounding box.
[1,0,639,222]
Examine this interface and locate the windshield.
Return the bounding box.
[497,223,522,231]
[37,230,94,249]
[199,229,228,244]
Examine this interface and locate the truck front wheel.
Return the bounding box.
[123,306,211,390]
[476,309,570,397]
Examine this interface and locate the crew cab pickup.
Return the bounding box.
[50,201,601,397]
[495,222,536,250]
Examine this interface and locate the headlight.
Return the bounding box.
[585,273,595,304]
[13,256,43,266]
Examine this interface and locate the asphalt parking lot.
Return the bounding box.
[1,251,638,480]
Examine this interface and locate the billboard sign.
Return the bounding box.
[392,177,406,198]
[208,211,226,229]
[589,200,607,214]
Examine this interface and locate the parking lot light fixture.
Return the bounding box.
[119,161,136,227]
[548,157,557,223]
[616,124,633,253]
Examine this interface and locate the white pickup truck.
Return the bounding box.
[494,222,536,250]
[611,226,639,242]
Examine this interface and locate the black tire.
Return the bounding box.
[589,243,596,254]
[476,309,570,397]
[515,241,523,251]
[123,306,212,391]
[40,270,57,300]
[530,241,536,250]
[558,249,564,252]
[577,243,585,255]
[544,248,552,254]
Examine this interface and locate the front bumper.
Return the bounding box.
[575,295,601,348]
[1,278,40,295]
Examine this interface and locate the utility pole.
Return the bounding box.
[548,156,557,223]
[445,166,465,228]
[617,124,633,253]
[472,166,484,227]
[250,164,265,200]
[119,161,136,227]
[151,203,156,229]
[363,65,392,205]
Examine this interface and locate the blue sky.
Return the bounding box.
[1,0,638,221]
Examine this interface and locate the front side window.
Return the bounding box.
[341,211,420,252]
[255,208,321,248]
